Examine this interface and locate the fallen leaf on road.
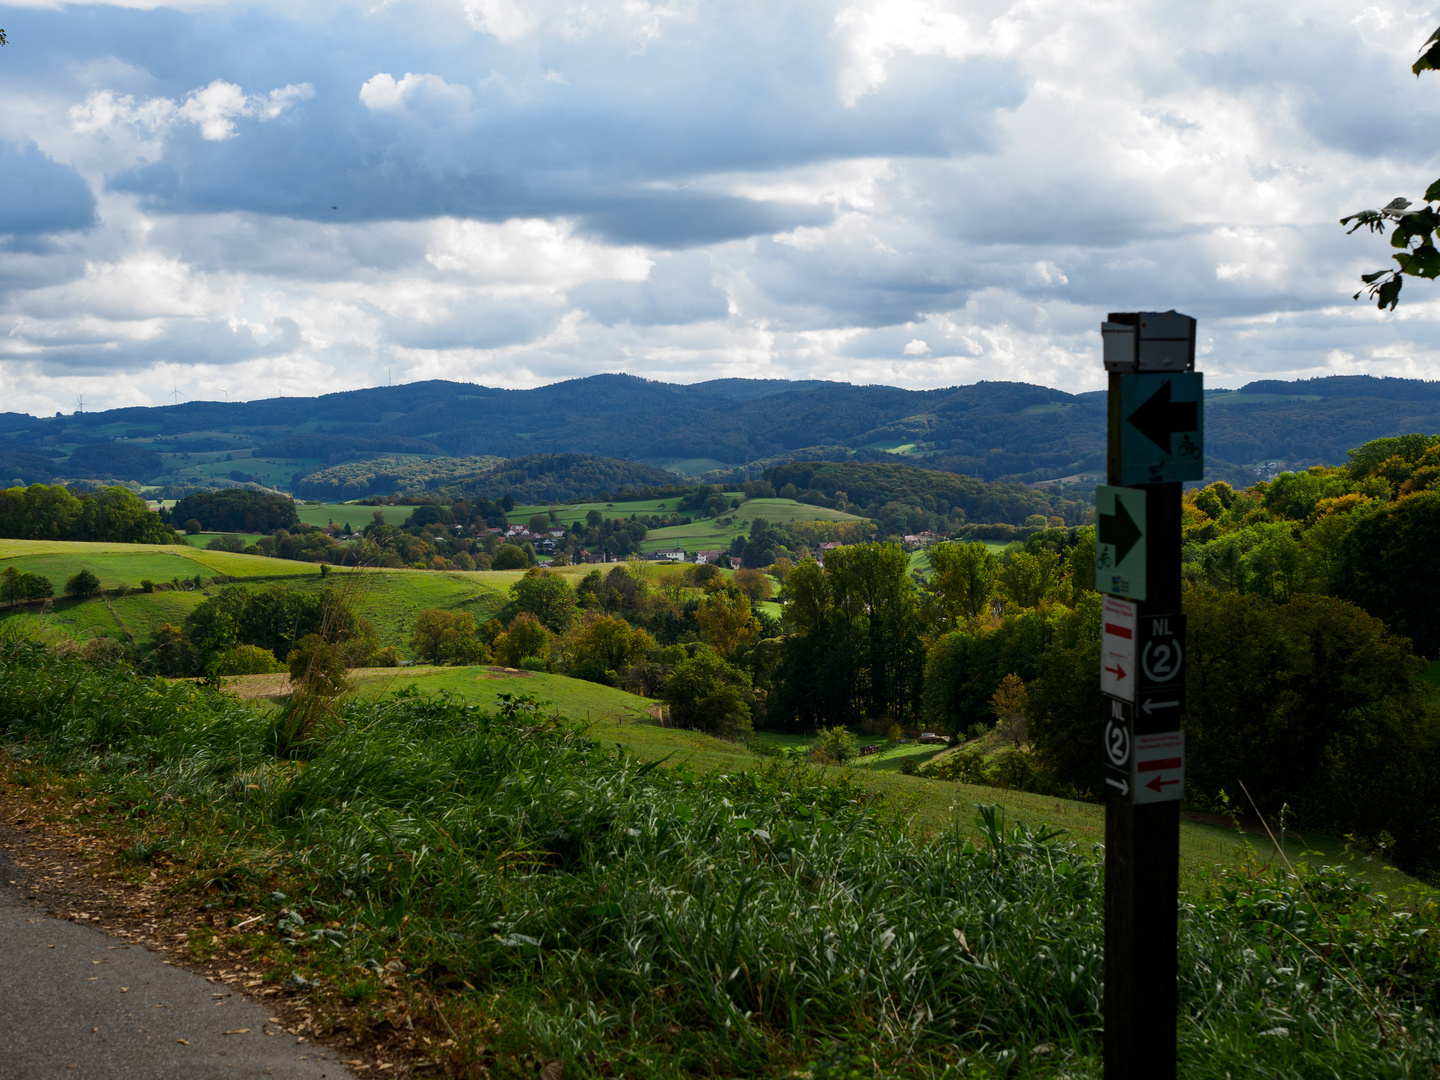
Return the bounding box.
[176,1038,189,1045]
[223,1028,250,1035]
[120,987,129,992]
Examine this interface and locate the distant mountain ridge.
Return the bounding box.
[1,373,1436,492]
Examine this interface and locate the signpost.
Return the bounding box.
[1098,310,1194,1080]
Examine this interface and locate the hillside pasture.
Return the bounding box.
[507,496,717,527]
[293,502,418,529]
[179,532,266,549]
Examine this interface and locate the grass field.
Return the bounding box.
[507,496,727,527]
[178,532,266,548]
[639,498,869,554]
[292,503,418,529]
[13,647,1436,1078]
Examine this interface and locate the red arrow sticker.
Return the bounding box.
[1131,731,1184,805]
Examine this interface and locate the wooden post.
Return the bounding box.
[1103,469,1181,1079]
[1099,311,1198,1080]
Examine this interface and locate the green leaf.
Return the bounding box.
[1414,38,1440,76]
[1378,275,1403,311]
[1423,178,1440,203]
[1398,245,1440,279]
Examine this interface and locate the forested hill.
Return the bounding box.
[2,373,1437,492]
[295,453,679,503]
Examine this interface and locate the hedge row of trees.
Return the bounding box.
[0,484,178,544]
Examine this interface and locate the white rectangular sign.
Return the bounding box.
[1132,730,1184,805]
[1100,596,1137,701]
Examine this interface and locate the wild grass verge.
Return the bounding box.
[1,631,1438,1078]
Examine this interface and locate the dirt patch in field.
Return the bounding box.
[473,667,532,680]
[214,673,292,700]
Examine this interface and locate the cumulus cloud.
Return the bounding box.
[70,80,315,142]
[3,0,1440,417]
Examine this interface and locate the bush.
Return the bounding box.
[286,633,347,697]
[814,725,858,764]
[206,533,246,553]
[210,644,285,676]
[65,569,102,597]
[139,579,155,593]
[918,747,988,783]
[518,655,547,672]
[898,756,918,775]
[373,646,401,667]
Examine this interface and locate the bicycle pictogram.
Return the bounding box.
[1176,434,1201,459]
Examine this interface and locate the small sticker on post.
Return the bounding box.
[1131,730,1184,804]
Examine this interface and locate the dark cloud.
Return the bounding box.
[0,143,96,236]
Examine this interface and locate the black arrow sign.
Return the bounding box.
[1098,496,1142,564]
[1126,379,1198,454]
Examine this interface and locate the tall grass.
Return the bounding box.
[1,631,1437,1078]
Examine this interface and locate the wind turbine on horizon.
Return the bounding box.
[171,385,181,406]
[74,393,85,414]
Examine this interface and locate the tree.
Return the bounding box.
[493,612,551,667]
[1,566,53,605]
[510,568,577,632]
[1335,489,1440,657]
[65,568,101,596]
[491,543,530,570]
[996,549,1063,609]
[662,649,753,738]
[989,672,1028,748]
[731,566,773,602]
[528,514,551,534]
[567,615,654,673]
[409,608,482,665]
[696,587,759,657]
[182,518,202,534]
[1340,24,1440,308]
[926,541,998,625]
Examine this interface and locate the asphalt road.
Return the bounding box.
[0,847,353,1080]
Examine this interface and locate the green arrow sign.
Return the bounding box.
[1119,372,1203,484]
[1095,486,1146,600]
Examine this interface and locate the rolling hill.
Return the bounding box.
[1,373,1436,494]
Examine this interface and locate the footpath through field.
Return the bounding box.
[0,843,355,1080]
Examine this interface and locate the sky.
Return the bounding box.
[3,0,1440,415]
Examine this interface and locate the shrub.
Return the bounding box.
[139,579,155,593]
[210,644,285,676]
[65,569,102,597]
[518,655,547,672]
[373,646,401,667]
[286,634,347,697]
[918,747,988,783]
[205,533,246,553]
[898,756,918,775]
[814,725,858,764]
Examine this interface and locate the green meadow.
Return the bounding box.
[292,502,418,529]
